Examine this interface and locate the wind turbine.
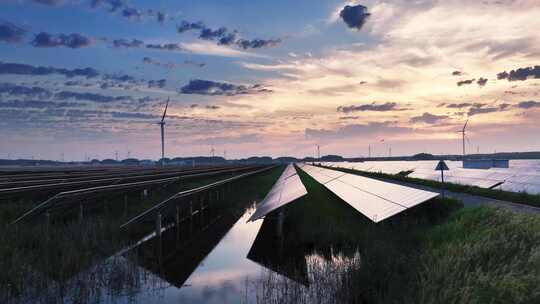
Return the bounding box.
[458,118,469,157]
[158,98,169,167]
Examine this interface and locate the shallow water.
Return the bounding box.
[104,206,268,304]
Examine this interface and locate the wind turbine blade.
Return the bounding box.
[463,118,469,131]
[161,98,169,122]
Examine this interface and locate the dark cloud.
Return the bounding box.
[199,27,228,40]
[102,74,136,83]
[446,102,473,109]
[142,57,177,69]
[176,21,206,33]
[410,112,449,124]
[497,66,540,82]
[55,91,131,103]
[31,32,93,48]
[467,103,509,116]
[148,79,166,88]
[0,21,28,43]
[205,105,220,110]
[146,43,185,52]
[0,99,81,109]
[337,102,403,113]
[0,82,52,99]
[305,122,410,140]
[157,11,167,24]
[122,7,142,20]
[180,79,270,96]
[477,77,488,87]
[339,5,371,30]
[452,71,462,76]
[176,20,281,50]
[111,111,156,119]
[457,78,475,86]
[113,38,143,48]
[236,38,282,50]
[516,100,540,109]
[0,61,99,78]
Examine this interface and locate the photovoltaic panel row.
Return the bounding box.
[301,165,439,223]
[320,160,540,195]
[249,164,307,221]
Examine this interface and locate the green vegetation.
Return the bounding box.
[333,166,540,208]
[0,166,283,304]
[253,168,540,304]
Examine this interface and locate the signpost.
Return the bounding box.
[435,160,449,199]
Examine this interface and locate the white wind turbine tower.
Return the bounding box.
[157,98,169,167]
[458,118,469,157]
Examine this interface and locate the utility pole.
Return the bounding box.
[368,145,371,158]
[317,144,320,160]
[115,151,118,161]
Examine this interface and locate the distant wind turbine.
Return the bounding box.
[157,98,169,167]
[458,118,469,157]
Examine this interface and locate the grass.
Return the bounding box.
[250,167,540,304]
[0,166,283,304]
[329,166,540,208]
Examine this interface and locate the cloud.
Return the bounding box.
[176,20,281,50]
[146,43,185,52]
[516,100,540,109]
[339,4,371,30]
[111,111,157,119]
[157,11,167,24]
[55,91,132,103]
[180,41,264,58]
[143,57,178,70]
[147,79,166,88]
[0,82,52,99]
[122,7,142,20]
[0,61,99,78]
[305,122,410,140]
[31,32,93,48]
[457,78,475,86]
[467,103,510,116]
[452,71,463,76]
[180,79,270,96]
[176,20,205,33]
[0,21,28,43]
[337,102,403,113]
[410,112,449,124]
[113,38,143,48]
[446,102,473,109]
[236,38,282,50]
[497,65,540,82]
[477,77,488,87]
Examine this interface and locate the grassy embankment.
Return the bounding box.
[252,168,540,304]
[330,166,540,208]
[0,166,283,304]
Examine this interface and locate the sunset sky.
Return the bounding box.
[1,0,539,161]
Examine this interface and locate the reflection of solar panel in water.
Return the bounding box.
[300,165,439,223]
[249,164,307,221]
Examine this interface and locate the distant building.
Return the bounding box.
[463,159,509,169]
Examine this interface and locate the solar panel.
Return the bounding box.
[300,165,439,223]
[249,164,307,221]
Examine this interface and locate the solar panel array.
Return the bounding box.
[249,164,307,221]
[300,165,439,223]
[318,160,540,195]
